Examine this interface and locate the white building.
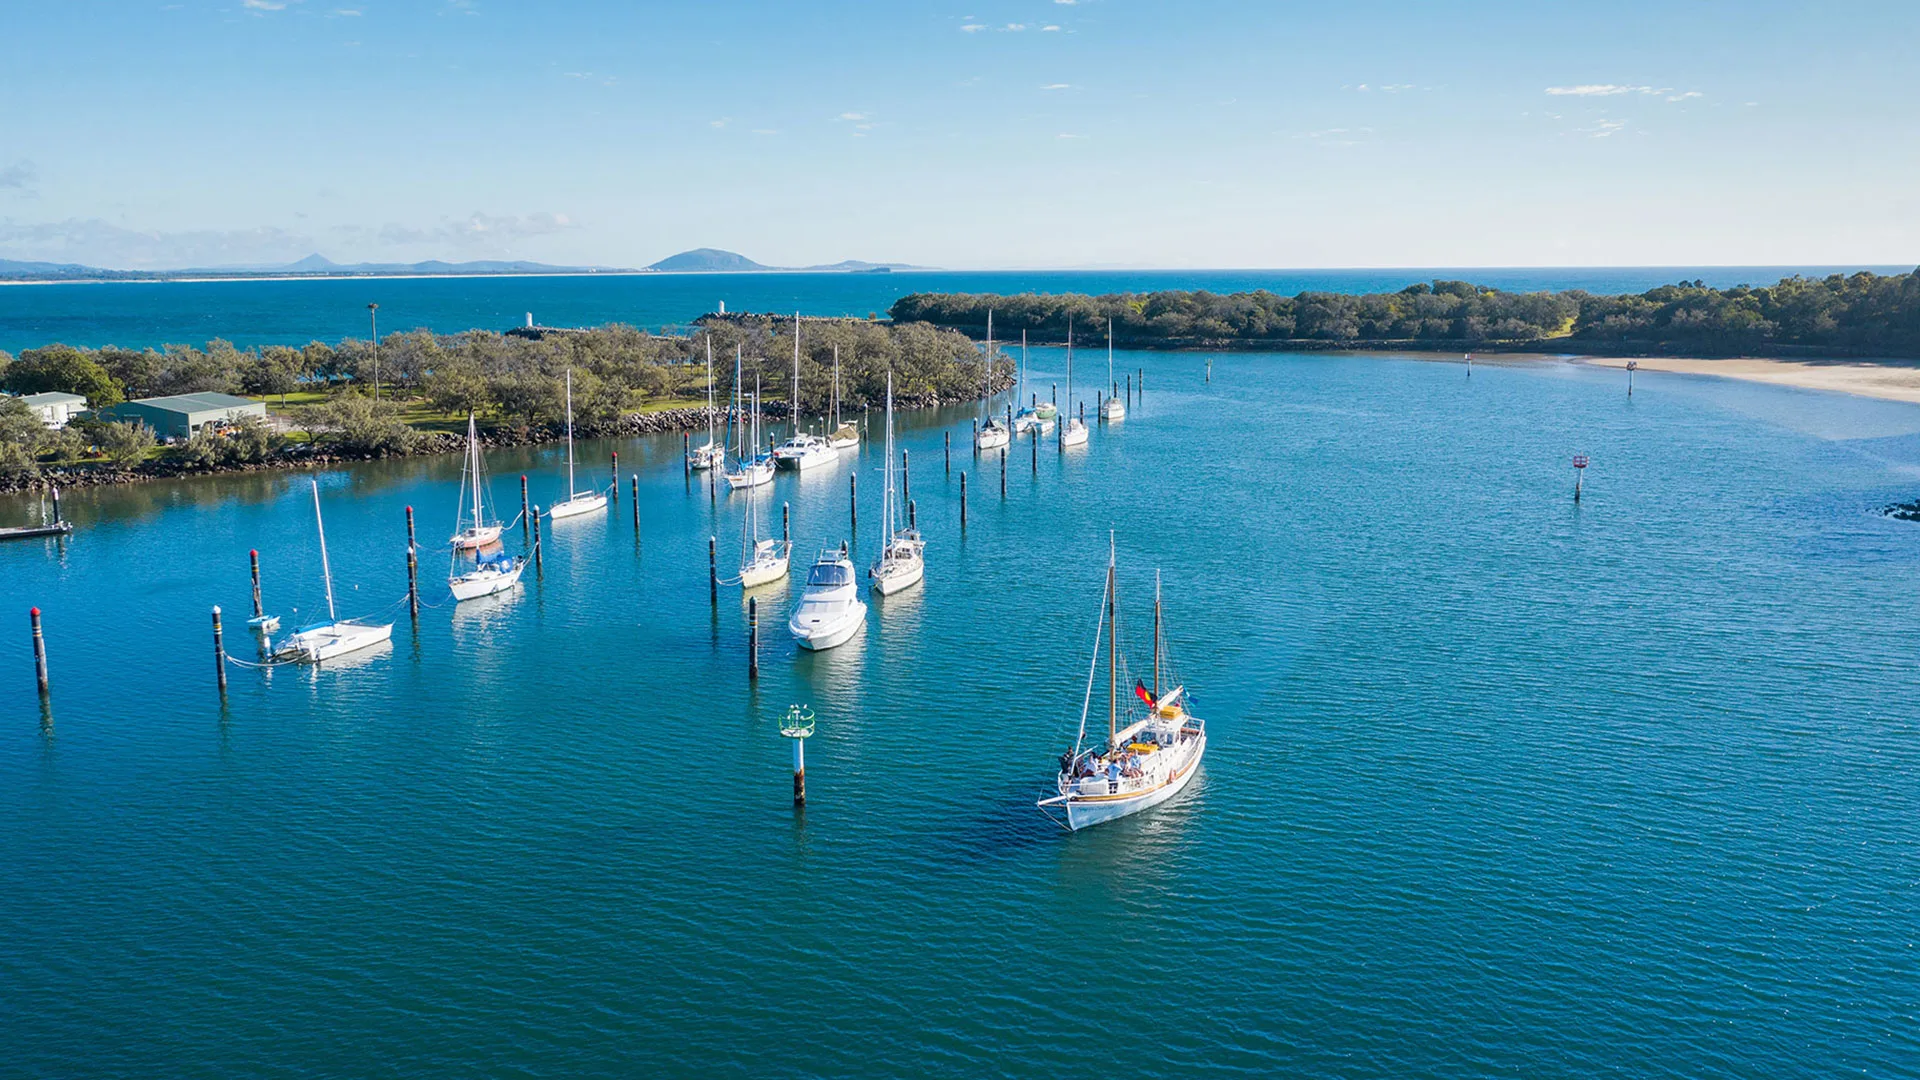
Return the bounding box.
[14,392,89,429]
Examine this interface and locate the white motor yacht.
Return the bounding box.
[789,548,868,650]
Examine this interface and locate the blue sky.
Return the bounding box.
[0,0,1914,270]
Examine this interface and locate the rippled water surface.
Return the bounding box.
[4,352,1918,1078]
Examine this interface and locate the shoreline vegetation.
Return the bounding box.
[0,314,1006,493]
[890,268,1920,359]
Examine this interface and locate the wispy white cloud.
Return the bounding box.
[374,211,575,248]
[0,219,318,269]
[243,0,288,10]
[1041,24,1061,31]
[1546,84,1702,101]
[961,23,985,32]
[331,7,361,15]
[752,128,778,136]
[839,111,869,121]
[1587,119,1628,138]
[1003,22,1026,30]
[1040,83,1070,91]
[709,118,731,129]
[1056,133,1086,139]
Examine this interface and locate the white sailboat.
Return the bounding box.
[773,313,836,470]
[726,367,776,490]
[974,310,1011,451]
[789,545,867,650]
[273,479,394,663]
[737,392,794,590]
[1013,330,1057,434]
[688,336,726,470]
[448,413,505,549]
[1099,318,1126,422]
[1037,543,1205,831]
[548,369,608,520]
[869,371,925,596]
[1060,317,1089,447]
[827,344,859,449]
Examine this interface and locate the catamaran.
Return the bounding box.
[789,545,867,650]
[273,479,394,663]
[725,351,775,490]
[773,313,836,470]
[737,392,794,590]
[1060,317,1089,447]
[1099,318,1126,422]
[1013,330,1057,435]
[449,413,506,549]
[827,344,859,449]
[974,310,1011,451]
[688,336,726,470]
[869,371,925,595]
[1037,543,1205,831]
[548,369,608,519]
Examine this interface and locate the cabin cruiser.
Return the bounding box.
[789,548,868,650]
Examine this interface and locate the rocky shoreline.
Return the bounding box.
[1,387,989,495]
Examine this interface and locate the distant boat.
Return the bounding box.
[789,546,867,650]
[1013,330,1057,434]
[547,368,609,519]
[1060,317,1089,447]
[772,312,836,470]
[869,371,925,596]
[975,310,1011,451]
[737,391,794,590]
[273,479,393,663]
[1037,544,1205,831]
[1099,318,1126,422]
[688,336,726,470]
[726,368,776,490]
[827,343,859,449]
[448,413,506,549]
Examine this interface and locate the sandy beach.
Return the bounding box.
[1582,355,1920,405]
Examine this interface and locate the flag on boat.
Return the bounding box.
[1134,679,1157,708]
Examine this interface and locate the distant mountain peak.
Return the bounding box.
[647,248,770,272]
[283,253,340,271]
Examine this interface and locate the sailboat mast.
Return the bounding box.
[1108,534,1117,746]
[1067,317,1073,404]
[1154,569,1162,699]
[734,345,745,459]
[469,413,482,528]
[1020,329,1027,405]
[1107,318,1114,397]
[984,310,994,419]
[565,368,576,496]
[705,335,715,447]
[312,479,337,622]
[832,345,841,428]
[792,312,801,438]
[881,371,895,543]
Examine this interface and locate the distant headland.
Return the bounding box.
[0,248,927,283]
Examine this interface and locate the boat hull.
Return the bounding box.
[1053,735,1205,831]
[790,606,866,650]
[1100,402,1126,422]
[870,558,924,595]
[726,462,775,489]
[549,494,607,519]
[450,560,525,601]
[976,426,1011,451]
[740,557,791,589]
[275,620,394,663]
[1060,424,1089,447]
[450,525,504,550]
[688,443,725,470]
[776,448,836,471]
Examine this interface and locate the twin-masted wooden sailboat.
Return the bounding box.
[547,368,608,519]
[272,479,394,663]
[1037,540,1205,830]
[868,371,925,595]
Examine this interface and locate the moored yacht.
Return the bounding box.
[975,310,1011,451]
[789,546,867,650]
[689,336,726,470]
[1037,546,1205,831]
[773,312,837,470]
[1013,331,1057,434]
[1060,317,1089,447]
[547,369,609,520]
[869,372,924,596]
[725,363,776,490]
[1098,319,1126,423]
[736,427,793,590]
[273,479,394,663]
[827,344,859,449]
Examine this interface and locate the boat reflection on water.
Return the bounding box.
[451,582,526,635]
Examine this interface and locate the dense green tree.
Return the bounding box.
[98,420,156,467]
[1,345,124,405]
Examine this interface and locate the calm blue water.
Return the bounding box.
[0,265,1908,352]
[4,350,1920,1077]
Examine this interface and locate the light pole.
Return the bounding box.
[367,302,380,401]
